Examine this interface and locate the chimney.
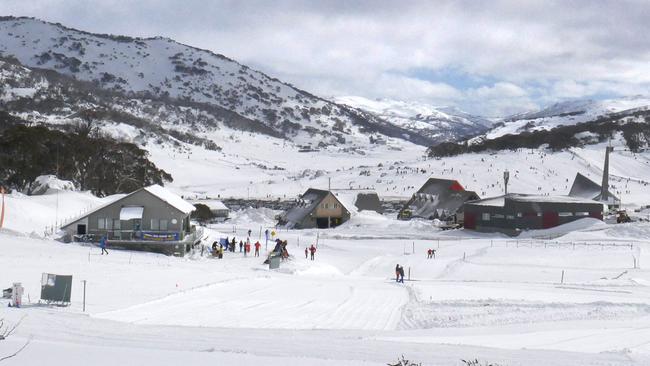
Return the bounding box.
[601,146,613,202]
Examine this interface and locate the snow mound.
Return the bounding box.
[517,218,606,239]
[228,207,281,226]
[30,175,76,195]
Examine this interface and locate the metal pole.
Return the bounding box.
[412,241,415,254]
[408,267,411,281]
[561,270,565,284]
[82,280,87,312]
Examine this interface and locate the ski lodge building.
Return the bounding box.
[463,193,604,236]
[60,184,198,256]
[280,188,351,229]
[399,178,479,222]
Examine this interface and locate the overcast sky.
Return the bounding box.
[3,0,650,116]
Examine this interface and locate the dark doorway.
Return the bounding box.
[316,217,342,229]
[542,212,559,229]
[316,218,329,229]
[77,224,86,235]
[464,213,476,229]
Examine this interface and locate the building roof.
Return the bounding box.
[466,193,603,208]
[404,178,480,218]
[144,185,196,214]
[568,173,619,204]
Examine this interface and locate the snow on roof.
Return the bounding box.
[144,185,196,214]
[467,193,602,207]
[192,199,229,211]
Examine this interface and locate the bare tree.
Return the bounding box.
[0,317,30,362]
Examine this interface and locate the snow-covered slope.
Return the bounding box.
[0,16,436,146]
[486,96,650,139]
[336,96,493,143]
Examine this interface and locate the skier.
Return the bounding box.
[212,241,218,257]
[244,241,250,257]
[247,229,252,237]
[239,241,243,252]
[218,245,224,259]
[397,265,405,283]
[254,241,261,257]
[427,248,433,259]
[230,237,236,252]
[100,235,109,255]
[304,247,309,259]
[309,244,316,261]
[431,249,436,259]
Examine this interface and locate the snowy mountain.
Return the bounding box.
[0,16,438,147]
[485,96,650,139]
[335,96,493,143]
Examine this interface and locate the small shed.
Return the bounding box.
[193,199,230,218]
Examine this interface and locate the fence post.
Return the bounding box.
[561,270,564,284]
[408,267,411,281]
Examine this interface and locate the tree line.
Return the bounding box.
[428,115,650,158]
[0,121,172,196]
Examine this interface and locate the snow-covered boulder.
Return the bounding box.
[30,175,76,195]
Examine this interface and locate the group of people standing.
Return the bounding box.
[212,234,262,259]
[304,244,317,260]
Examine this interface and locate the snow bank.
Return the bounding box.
[227,207,281,227]
[30,174,76,195]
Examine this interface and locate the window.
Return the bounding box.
[516,212,522,218]
[151,219,160,230]
[114,219,121,230]
[493,214,505,219]
[160,219,169,231]
[481,213,490,221]
[537,212,542,217]
[558,212,573,217]
[506,215,514,220]
[575,212,589,217]
[98,218,105,230]
[106,219,113,230]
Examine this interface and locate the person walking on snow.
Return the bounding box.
[239,240,243,252]
[397,265,405,283]
[309,245,316,261]
[305,247,309,259]
[395,264,400,283]
[254,241,261,257]
[100,235,109,255]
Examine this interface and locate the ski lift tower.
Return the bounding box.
[504,170,510,195]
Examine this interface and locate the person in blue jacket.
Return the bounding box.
[100,235,109,255]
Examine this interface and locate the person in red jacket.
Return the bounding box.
[244,241,251,256]
[254,241,261,257]
[309,244,316,261]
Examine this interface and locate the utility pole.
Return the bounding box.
[504,170,510,195]
[82,280,87,312]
